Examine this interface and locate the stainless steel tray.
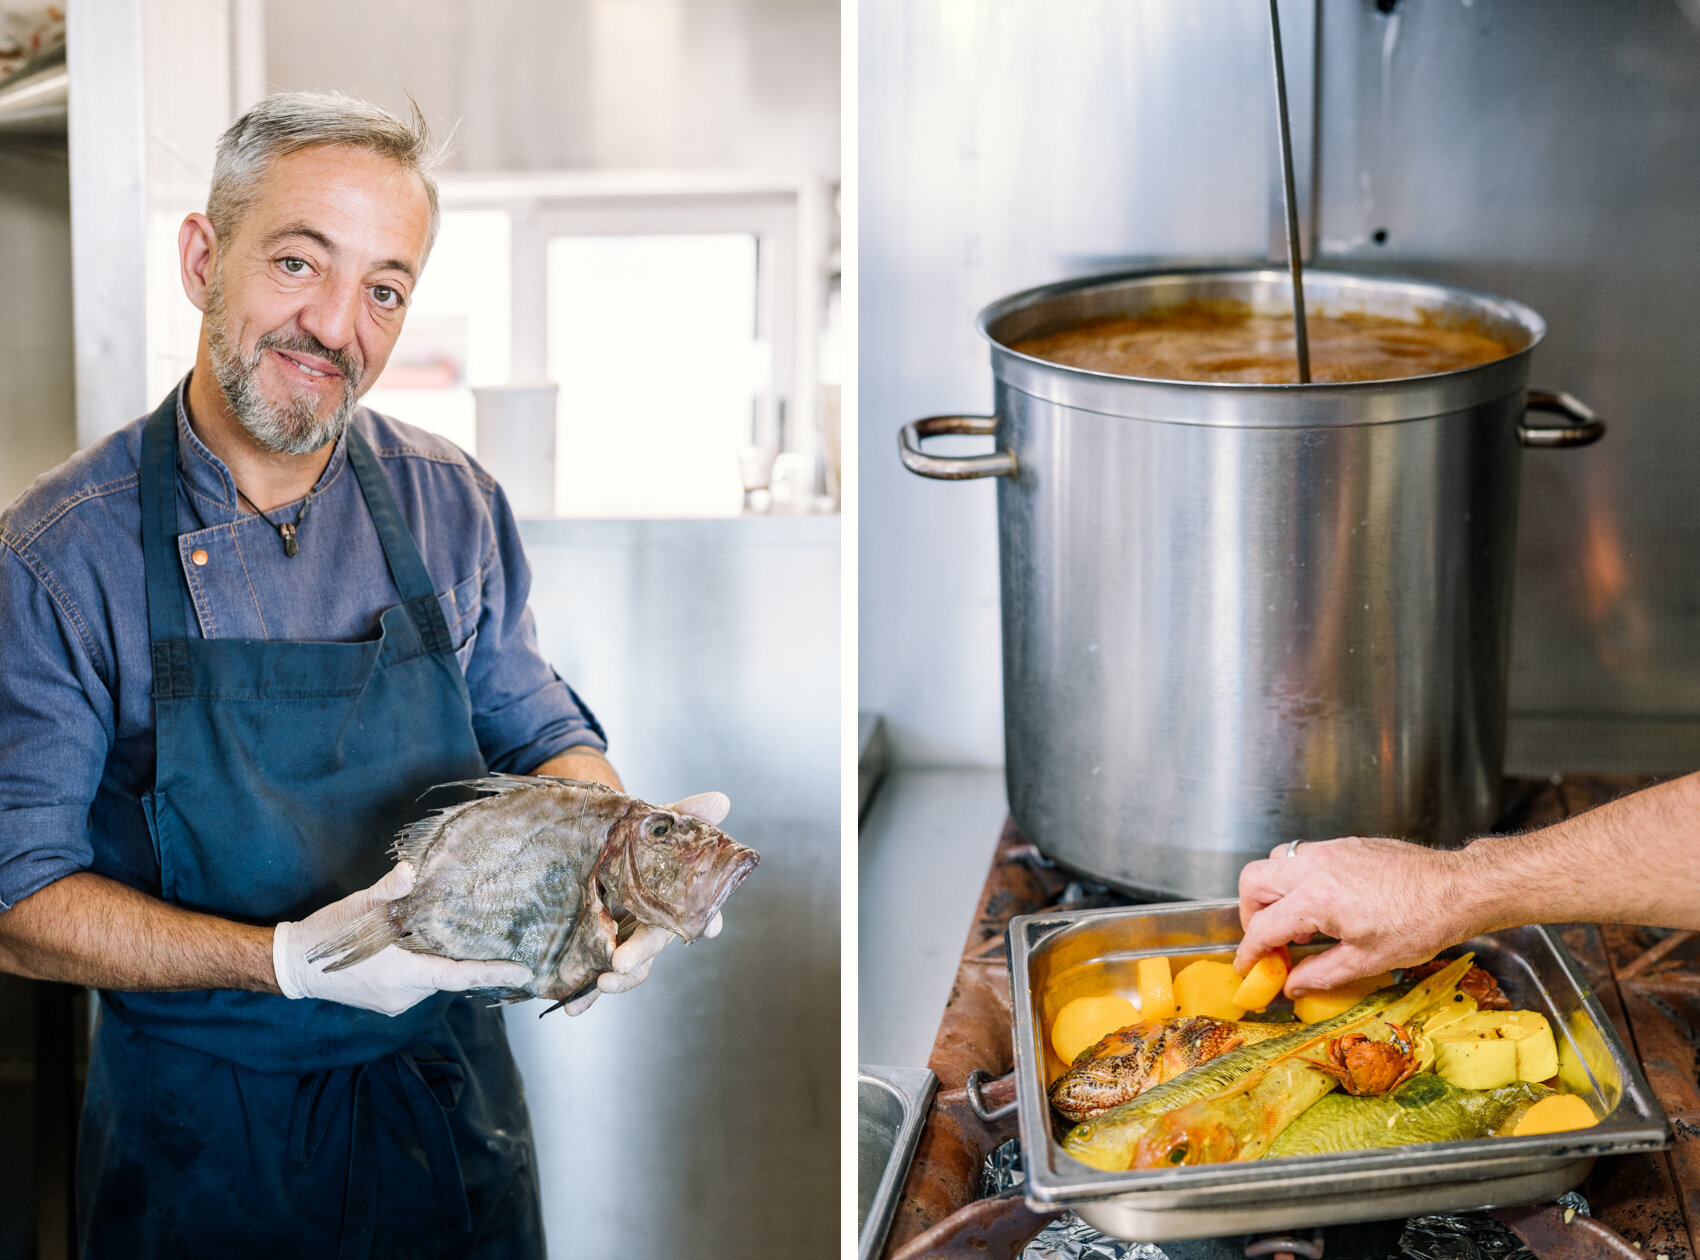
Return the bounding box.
[1008,901,1670,1241]
[858,1064,937,1260]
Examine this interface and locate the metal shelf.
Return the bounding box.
[0,44,67,141]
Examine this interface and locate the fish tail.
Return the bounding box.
[307,906,401,972]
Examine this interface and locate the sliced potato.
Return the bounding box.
[1435,1036,1519,1090]
[1137,956,1178,1021]
[1421,993,1480,1037]
[1050,995,1140,1066]
[1230,949,1289,1013]
[1512,1093,1597,1136]
[1292,972,1394,1024]
[1513,1022,1560,1082]
[1430,1010,1516,1041]
[1174,959,1247,1021]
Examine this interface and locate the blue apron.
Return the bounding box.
[76,393,544,1259]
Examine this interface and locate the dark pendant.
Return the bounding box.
[280,523,298,557]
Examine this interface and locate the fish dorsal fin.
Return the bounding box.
[390,777,536,867]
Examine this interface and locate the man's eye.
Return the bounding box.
[372,285,403,308]
[279,257,308,274]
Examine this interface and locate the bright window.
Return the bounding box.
[362,173,832,519]
[363,209,511,454]
[546,233,757,517]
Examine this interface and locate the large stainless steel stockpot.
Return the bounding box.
[899,268,1603,898]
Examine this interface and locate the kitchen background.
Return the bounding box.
[0,1,839,1257]
[858,0,1700,1067]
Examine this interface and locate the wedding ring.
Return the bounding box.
[1282,839,1301,859]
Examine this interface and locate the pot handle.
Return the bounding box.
[1519,389,1606,448]
[964,1068,1019,1123]
[898,415,1018,479]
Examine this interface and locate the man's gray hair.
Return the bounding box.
[207,91,448,254]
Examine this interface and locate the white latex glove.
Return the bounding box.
[273,863,533,1016]
[563,791,731,1016]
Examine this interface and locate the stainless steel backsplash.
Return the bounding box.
[860,0,1700,776]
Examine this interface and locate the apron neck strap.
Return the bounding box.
[140,394,443,644]
[342,427,439,607]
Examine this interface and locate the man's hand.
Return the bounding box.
[1234,837,1476,997]
[273,864,532,1016]
[562,790,732,1017]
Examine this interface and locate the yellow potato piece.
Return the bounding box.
[1502,1009,1549,1030]
[1050,995,1139,1066]
[1513,1022,1560,1082]
[1421,993,1479,1036]
[1137,956,1178,1021]
[1430,1010,1516,1041]
[1435,1036,1519,1090]
[1230,952,1288,1013]
[1174,959,1247,1021]
[1292,973,1395,1024]
[1512,1093,1597,1136]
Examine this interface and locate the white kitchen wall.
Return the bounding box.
[857,0,1298,768]
[264,0,839,178]
[67,0,236,446]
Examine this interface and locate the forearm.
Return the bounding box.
[0,871,279,993]
[532,745,623,791]
[1455,770,1700,935]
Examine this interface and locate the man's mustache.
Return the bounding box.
[254,331,361,384]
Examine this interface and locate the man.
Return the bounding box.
[0,92,718,1257]
[1235,771,1700,994]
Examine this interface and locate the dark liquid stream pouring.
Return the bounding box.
[1267,0,1310,383]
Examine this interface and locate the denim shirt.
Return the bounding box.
[0,378,605,911]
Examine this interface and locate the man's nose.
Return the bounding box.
[296,274,362,358]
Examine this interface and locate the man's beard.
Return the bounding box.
[205,274,364,456]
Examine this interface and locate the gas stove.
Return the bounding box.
[878,774,1700,1260]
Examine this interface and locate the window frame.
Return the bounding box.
[436,170,833,480]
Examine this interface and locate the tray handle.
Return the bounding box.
[964,1068,1019,1123]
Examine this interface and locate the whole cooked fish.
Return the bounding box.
[1266,1074,1550,1158]
[1128,956,1474,1169]
[309,775,759,1010]
[1050,1017,1293,1122]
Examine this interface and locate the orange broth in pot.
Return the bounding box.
[1011,302,1512,385]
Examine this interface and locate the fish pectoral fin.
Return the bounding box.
[540,881,621,1003]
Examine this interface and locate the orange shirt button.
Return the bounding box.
[191,549,209,566]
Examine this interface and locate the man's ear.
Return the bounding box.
[179,213,218,312]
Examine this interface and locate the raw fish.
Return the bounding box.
[309,775,759,1011]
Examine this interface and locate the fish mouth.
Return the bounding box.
[607,835,760,943]
[673,843,759,942]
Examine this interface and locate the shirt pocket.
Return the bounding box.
[439,570,483,673]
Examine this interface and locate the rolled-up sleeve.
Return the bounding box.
[463,484,606,774]
[0,541,109,910]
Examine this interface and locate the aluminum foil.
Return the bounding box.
[1394,1191,1589,1260]
[983,1138,1592,1260]
[984,1139,1169,1259]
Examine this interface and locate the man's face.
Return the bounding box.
[203,145,431,455]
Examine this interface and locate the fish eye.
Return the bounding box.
[649,819,672,838]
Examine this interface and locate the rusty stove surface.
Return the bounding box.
[880,774,1700,1260]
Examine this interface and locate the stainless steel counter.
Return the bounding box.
[507,515,839,1259]
[859,768,1007,1068]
